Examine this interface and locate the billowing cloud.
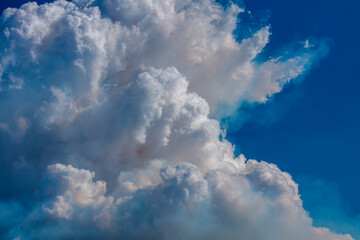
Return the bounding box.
[0,0,351,239]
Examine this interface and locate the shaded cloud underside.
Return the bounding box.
[0,0,350,239]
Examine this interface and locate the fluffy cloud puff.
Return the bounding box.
[0,0,350,239]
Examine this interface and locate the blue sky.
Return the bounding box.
[0,0,359,239]
[227,0,360,237]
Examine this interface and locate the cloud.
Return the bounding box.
[0,0,351,239]
[3,160,354,239]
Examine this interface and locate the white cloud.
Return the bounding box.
[0,0,349,239]
[9,159,353,239]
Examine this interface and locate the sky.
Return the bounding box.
[226,0,360,237]
[0,0,358,239]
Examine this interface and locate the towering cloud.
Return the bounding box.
[0,0,351,239]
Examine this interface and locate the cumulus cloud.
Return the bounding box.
[0,0,351,239]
